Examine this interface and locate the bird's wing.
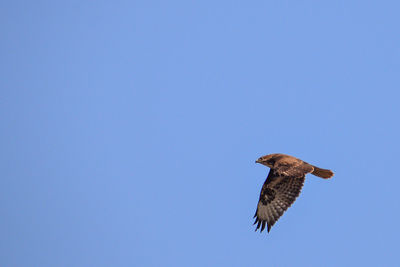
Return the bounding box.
[253,169,306,233]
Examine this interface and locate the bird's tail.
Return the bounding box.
[311,166,334,179]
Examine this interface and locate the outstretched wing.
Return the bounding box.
[253,169,306,233]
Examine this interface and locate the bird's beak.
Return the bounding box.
[255,159,261,164]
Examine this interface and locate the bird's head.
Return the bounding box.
[255,154,276,168]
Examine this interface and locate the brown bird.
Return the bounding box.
[253,153,334,233]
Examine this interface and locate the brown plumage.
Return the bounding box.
[253,153,334,233]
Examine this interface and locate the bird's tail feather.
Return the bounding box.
[311,166,334,179]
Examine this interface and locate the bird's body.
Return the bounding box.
[254,153,334,233]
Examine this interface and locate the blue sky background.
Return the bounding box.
[1,1,400,266]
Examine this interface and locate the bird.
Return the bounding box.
[253,153,334,233]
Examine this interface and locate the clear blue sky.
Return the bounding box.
[1,1,400,266]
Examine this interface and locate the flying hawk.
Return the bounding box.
[253,153,334,233]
